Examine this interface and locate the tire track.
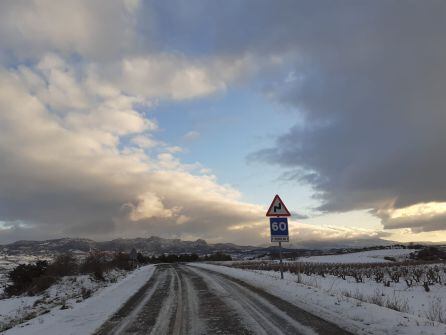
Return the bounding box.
[177,265,251,335]
[96,264,352,335]
[94,265,169,335]
[187,265,351,335]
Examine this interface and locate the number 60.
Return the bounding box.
[271,221,287,231]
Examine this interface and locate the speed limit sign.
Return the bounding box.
[270,217,289,242]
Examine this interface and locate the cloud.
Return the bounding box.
[2,0,444,244]
[376,202,446,233]
[0,0,260,244]
[287,222,392,248]
[232,1,446,233]
[0,56,266,244]
[138,1,446,233]
[183,131,200,141]
[0,0,139,61]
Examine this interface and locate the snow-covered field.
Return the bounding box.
[0,265,154,334]
[191,263,446,335]
[299,248,416,264]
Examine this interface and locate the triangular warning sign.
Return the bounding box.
[266,194,291,217]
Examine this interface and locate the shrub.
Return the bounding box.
[5,261,48,296]
[137,252,149,264]
[47,253,78,277]
[80,252,108,281]
[179,253,199,262]
[415,247,446,261]
[425,298,445,323]
[111,252,133,270]
[368,289,385,306]
[202,252,232,261]
[81,287,92,299]
[28,275,58,296]
[385,294,409,313]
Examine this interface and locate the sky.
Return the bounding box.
[0,0,446,246]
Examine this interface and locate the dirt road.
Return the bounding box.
[95,264,352,335]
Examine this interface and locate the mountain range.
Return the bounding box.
[0,236,256,256]
[0,235,415,257]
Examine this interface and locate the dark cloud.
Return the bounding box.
[144,0,446,226]
[220,1,446,232]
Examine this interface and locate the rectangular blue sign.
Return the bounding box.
[270,217,289,242]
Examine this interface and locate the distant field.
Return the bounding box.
[298,248,416,264]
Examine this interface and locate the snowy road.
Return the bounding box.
[95,264,351,335]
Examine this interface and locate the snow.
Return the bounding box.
[2,265,155,335]
[289,264,446,323]
[190,263,446,335]
[1,270,128,331]
[299,249,416,264]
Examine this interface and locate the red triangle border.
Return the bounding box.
[266,194,291,217]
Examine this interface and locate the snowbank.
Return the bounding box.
[190,263,446,335]
[3,265,155,335]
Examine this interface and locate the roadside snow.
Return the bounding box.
[1,270,128,331]
[2,265,155,335]
[300,249,415,264]
[190,263,446,335]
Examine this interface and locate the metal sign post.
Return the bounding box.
[269,217,288,279]
[267,195,291,280]
[278,241,283,279]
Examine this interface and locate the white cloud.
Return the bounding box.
[377,202,446,232]
[131,135,160,149]
[0,0,138,60]
[183,131,200,141]
[0,57,267,243]
[96,55,251,101]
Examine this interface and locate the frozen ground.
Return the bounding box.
[1,265,154,334]
[191,263,446,335]
[299,249,416,264]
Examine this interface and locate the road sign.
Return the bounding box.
[266,194,291,217]
[270,217,289,242]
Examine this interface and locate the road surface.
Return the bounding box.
[95,264,352,335]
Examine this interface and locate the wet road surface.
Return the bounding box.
[95,264,352,335]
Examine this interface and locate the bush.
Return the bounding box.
[137,252,149,264]
[179,253,199,262]
[5,261,48,296]
[111,252,133,271]
[414,247,446,261]
[47,253,78,277]
[385,294,409,313]
[425,298,445,323]
[202,252,232,261]
[81,287,92,299]
[80,253,108,281]
[28,275,58,296]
